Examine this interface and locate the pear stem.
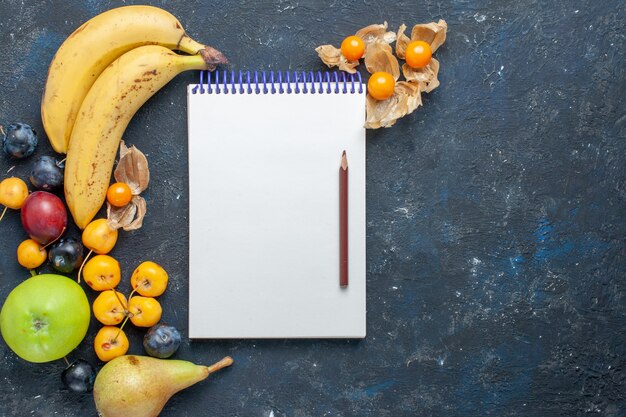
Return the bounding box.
[206,356,234,374]
[0,206,7,222]
[76,249,93,283]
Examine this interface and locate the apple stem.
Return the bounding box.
[0,125,4,137]
[42,226,66,250]
[77,249,93,283]
[63,356,70,367]
[29,269,37,277]
[0,206,7,222]
[56,158,66,167]
[206,356,234,374]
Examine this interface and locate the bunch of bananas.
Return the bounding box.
[42,5,226,229]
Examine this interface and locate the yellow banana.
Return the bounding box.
[65,45,212,229]
[42,5,226,154]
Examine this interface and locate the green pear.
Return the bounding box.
[93,355,233,417]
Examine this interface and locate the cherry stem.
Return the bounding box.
[42,226,66,250]
[128,288,138,300]
[206,356,234,374]
[110,288,128,310]
[77,249,93,284]
[0,206,7,222]
[114,316,131,342]
[63,356,70,367]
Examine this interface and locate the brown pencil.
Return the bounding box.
[340,150,348,288]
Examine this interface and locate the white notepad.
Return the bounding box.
[187,71,366,338]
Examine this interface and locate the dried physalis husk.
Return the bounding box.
[412,19,448,53]
[398,20,447,93]
[365,81,422,129]
[403,58,440,93]
[107,141,150,231]
[364,42,400,80]
[315,45,359,74]
[113,141,150,194]
[355,22,396,45]
[316,22,396,73]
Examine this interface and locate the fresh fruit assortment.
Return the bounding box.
[316,20,448,128]
[0,3,257,414]
[88,259,168,361]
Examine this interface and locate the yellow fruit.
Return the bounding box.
[0,177,29,210]
[83,255,121,291]
[128,296,162,327]
[82,219,118,255]
[42,5,226,154]
[16,239,46,269]
[93,291,128,325]
[130,261,169,297]
[65,45,223,229]
[94,326,129,362]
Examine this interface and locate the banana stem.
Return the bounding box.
[0,206,7,222]
[206,356,234,374]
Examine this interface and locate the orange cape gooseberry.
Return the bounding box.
[340,35,365,61]
[405,40,432,69]
[367,72,396,100]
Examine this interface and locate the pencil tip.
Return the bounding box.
[341,150,348,169]
[342,150,346,156]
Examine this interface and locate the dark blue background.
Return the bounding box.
[0,1,624,416]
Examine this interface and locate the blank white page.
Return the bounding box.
[188,80,366,338]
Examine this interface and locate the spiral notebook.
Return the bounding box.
[187,71,366,338]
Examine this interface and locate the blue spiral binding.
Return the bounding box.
[191,70,364,95]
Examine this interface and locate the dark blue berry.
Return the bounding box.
[61,359,96,393]
[2,123,37,159]
[143,323,182,358]
[30,156,64,190]
[49,237,84,273]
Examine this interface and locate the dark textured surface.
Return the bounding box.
[0,0,624,416]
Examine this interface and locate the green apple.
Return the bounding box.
[0,274,90,363]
